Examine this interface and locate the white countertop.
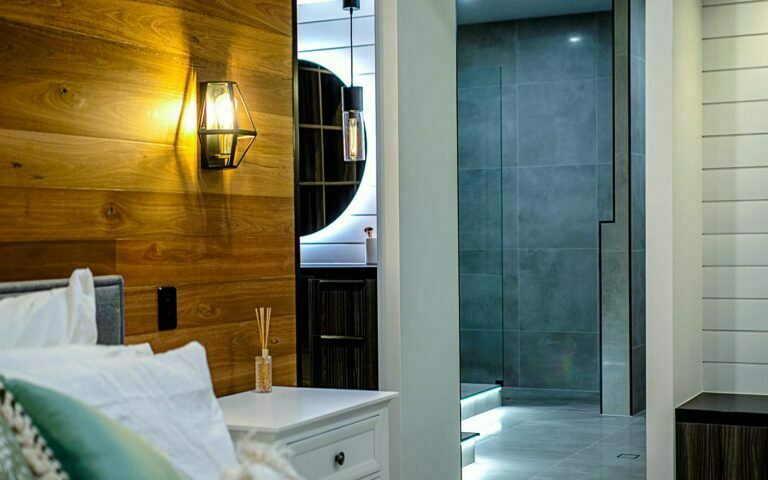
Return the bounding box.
[218,387,398,434]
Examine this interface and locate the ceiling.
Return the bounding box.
[297,0,610,25]
[457,0,612,25]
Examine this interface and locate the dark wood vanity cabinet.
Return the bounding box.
[677,393,768,479]
[298,267,378,390]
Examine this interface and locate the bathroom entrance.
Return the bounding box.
[456,0,647,478]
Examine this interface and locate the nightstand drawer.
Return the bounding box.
[290,415,381,480]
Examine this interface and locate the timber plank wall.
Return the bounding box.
[0,0,297,395]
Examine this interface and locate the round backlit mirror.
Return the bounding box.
[297,60,367,236]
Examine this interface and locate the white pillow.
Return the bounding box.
[3,341,237,480]
[0,343,153,372]
[0,269,97,348]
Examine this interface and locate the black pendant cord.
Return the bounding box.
[349,7,354,87]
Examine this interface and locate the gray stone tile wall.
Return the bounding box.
[458,12,613,392]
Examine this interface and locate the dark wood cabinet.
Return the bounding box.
[298,267,378,390]
[677,393,768,479]
[677,422,768,479]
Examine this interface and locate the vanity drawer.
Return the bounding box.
[290,415,381,480]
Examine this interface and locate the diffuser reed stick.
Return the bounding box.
[254,307,272,393]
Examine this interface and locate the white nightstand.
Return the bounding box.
[218,387,397,480]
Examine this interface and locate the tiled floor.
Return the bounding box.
[462,389,646,480]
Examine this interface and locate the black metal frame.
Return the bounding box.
[197,81,258,169]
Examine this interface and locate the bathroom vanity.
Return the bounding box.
[297,265,378,390]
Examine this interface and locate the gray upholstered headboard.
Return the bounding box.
[0,275,125,345]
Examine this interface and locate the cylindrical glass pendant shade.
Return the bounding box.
[342,85,366,162]
[342,110,366,162]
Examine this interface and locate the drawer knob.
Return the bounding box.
[334,451,346,466]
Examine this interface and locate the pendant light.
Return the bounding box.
[341,0,366,162]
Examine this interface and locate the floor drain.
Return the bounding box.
[617,454,640,460]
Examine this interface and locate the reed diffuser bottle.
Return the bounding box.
[255,307,272,393]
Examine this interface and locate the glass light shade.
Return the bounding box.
[342,110,366,162]
[198,81,257,169]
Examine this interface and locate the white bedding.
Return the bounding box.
[0,341,237,480]
[0,269,97,348]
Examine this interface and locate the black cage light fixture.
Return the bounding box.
[341,0,366,162]
[198,81,257,169]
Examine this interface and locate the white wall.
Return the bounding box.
[700,0,768,395]
[298,0,378,265]
[646,0,703,477]
[377,0,461,479]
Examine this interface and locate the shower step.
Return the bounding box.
[461,383,502,421]
[461,432,479,467]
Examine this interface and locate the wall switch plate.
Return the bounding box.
[157,286,177,331]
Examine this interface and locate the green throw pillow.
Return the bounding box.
[2,378,181,480]
[0,415,34,480]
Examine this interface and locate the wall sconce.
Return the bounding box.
[198,81,257,169]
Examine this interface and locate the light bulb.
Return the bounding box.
[347,116,359,160]
[209,92,234,155]
[342,110,366,162]
[213,93,234,129]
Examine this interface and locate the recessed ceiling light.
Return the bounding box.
[569,36,583,43]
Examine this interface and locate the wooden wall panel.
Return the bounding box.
[0,130,292,197]
[0,0,296,393]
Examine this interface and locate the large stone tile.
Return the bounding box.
[631,346,646,414]
[459,168,502,250]
[458,22,517,85]
[461,249,502,275]
[614,52,629,146]
[479,435,576,464]
[503,330,520,387]
[464,460,547,480]
[600,421,647,449]
[460,273,502,330]
[598,163,614,222]
[566,440,645,469]
[517,14,597,83]
[601,344,630,416]
[597,11,614,78]
[502,249,519,331]
[631,249,646,347]
[519,331,599,390]
[631,0,646,60]
[461,329,503,384]
[518,165,598,249]
[600,154,629,252]
[519,249,598,332]
[503,388,600,411]
[534,459,645,480]
[502,85,518,168]
[630,57,645,155]
[458,66,502,89]
[518,80,597,167]
[597,77,613,166]
[502,167,518,249]
[459,87,503,170]
[630,154,645,250]
[601,251,630,349]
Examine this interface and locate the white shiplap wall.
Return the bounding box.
[702,0,768,394]
[298,0,377,264]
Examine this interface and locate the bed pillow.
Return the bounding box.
[0,344,153,375]
[2,377,180,480]
[1,342,237,480]
[0,269,97,348]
